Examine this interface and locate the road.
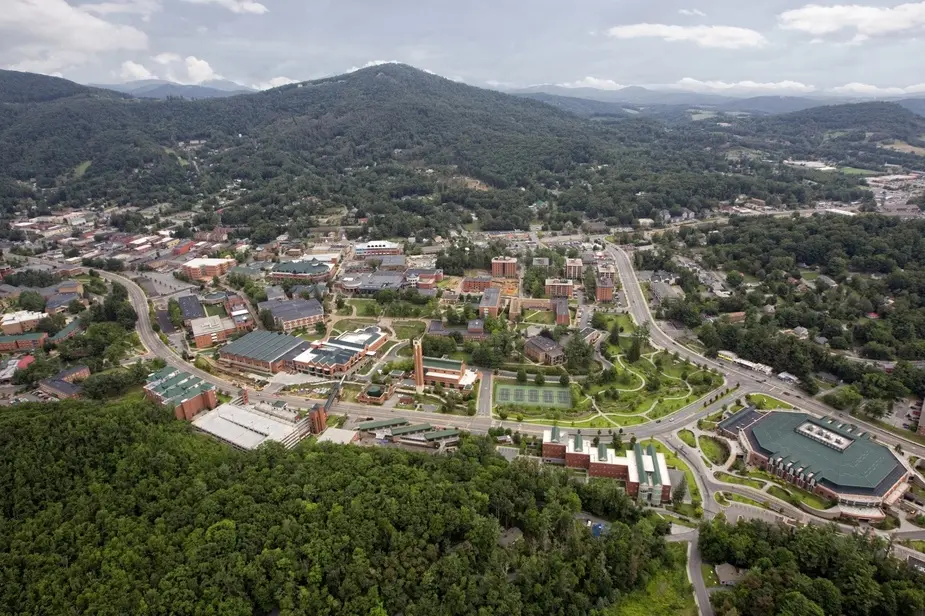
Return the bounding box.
[607,243,925,459]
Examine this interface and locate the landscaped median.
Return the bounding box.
[698,435,731,466]
[713,471,765,490]
[749,469,836,510]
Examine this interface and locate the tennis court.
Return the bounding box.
[494,383,572,408]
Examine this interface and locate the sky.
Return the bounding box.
[3,0,925,95]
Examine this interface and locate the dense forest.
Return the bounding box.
[700,517,925,616]
[0,398,675,615]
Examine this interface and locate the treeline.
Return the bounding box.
[0,398,676,616]
[701,517,925,616]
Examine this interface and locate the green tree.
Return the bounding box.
[559,373,570,387]
[535,373,545,386]
[260,309,276,330]
[517,368,527,384]
[18,290,45,312]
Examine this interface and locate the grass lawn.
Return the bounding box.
[610,543,697,616]
[678,429,697,447]
[701,564,720,588]
[765,483,834,510]
[714,472,765,490]
[715,492,729,506]
[392,320,425,340]
[73,160,91,177]
[347,298,379,316]
[339,383,364,403]
[334,318,378,332]
[658,513,697,528]
[204,304,227,317]
[903,540,925,554]
[523,309,556,325]
[725,492,770,509]
[747,393,793,410]
[335,306,353,316]
[698,435,731,465]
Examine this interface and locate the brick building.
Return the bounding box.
[553,298,570,325]
[218,330,311,373]
[491,256,518,278]
[180,258,236,281]
[479,287,502,318]
[38,365,90,399]
[0,332,46,352]
[718,408,909,520]
[1,310,45,335]
[565,258,583,280]
[542,427,672,505]
[524,335,565,365]
[412,338,479,392]
[291,326,388,377]
[145,366,219,420]
[190,315,239,348]
[257,298,324,333]
[268,259,333,283]
[462,275,493,293]
[545,278,574,298]
[354,240,402,256]
[596,277,614,302]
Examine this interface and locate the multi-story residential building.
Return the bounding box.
[565,258,583,280]
[479,287,502,318]
[553,298,570,325]
[462,275,493,293]
[0,332,46,352]
[491,256,518,278]
[596,277,615,302]
[1,310,45,335]
[545,278,574,298]
[180,258,236,281]
[38,365,90,399]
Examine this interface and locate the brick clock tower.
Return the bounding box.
[413,339,425,393]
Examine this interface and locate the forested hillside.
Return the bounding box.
[700,517,925,616]
[0,399,673,615]
[0,65,898,238]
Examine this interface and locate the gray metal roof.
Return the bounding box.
[177,295,205,320]
[220,330,309,363]
[257,298,323,323]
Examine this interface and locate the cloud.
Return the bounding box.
[607,24,767,49]
[253,76,298,90]
[779,1,925,40]
[180,0,268,14]
[559,76,626,90]
[678,8,706,17]
[674,77,817,93]
[182,56,220,83]
[831,82,913,96]
[157,53,223,83]
[152,52,181,64]
[1,0,147,74]
[77,0,161,20]
[118,60,155,81]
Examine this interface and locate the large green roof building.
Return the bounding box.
[720,409,909,515]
